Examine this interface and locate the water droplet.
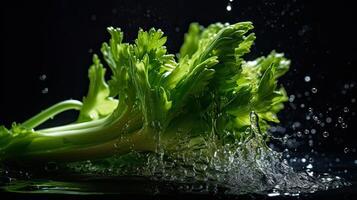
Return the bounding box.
[306,170,314,177]
[296,131,302,137]
[308,107,313,112]
[301,158,306,163]
[300,104,305,108]
[343,107,349,112]
[306,164,313,169]
[304,129,310,134]
[289,94,295,102]
[283,135,289,143]
[39,74,47,80]
[313,116,318,121]
[308,139,313,147]
[226,4,232,11]
[351,98,356,103]
[344,147,349,154]
[292,122,301,129]
[326,117,332,123]
[311,88,318,93]
[244,128,250,135]
[354,160,357,165]
[338,117,343,123]
[41,87,48,94]
[304,76,311,82]
[268,192,280,197]
[311,129,316,134]
[341,123,348,129]
[323,131,329,138]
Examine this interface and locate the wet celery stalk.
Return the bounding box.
[0,22,290,163]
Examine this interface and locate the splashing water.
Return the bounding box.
[63,112,348,196]
[0,112,349,196]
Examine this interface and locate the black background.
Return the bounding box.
[0,0,356,157]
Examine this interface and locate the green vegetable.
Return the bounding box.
[0,22,289,163]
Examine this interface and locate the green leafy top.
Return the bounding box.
[0,22,290,162]
[77,55,118,122]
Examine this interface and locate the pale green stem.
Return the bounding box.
[22,100,83,129]
[38,117,108,133]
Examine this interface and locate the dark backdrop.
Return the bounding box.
[1,0,356,157]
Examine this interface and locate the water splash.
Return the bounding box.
[0,110,348,196]
[66,112,348,196]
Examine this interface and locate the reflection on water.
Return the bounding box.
[0,113,352,197]
[0,155,354,197]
